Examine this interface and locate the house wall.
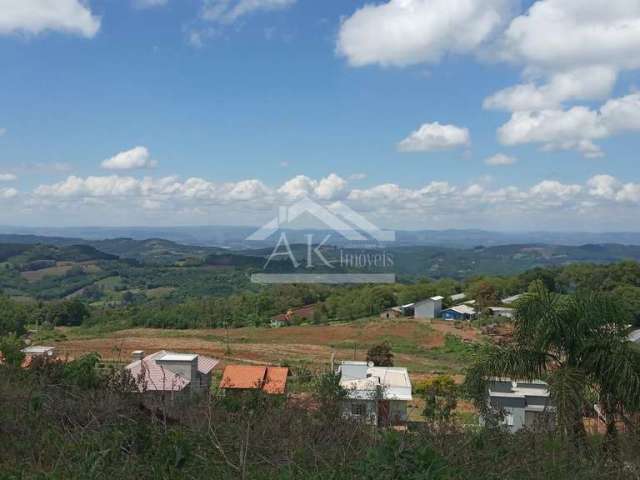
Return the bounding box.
[341,399,409,426]
[342,400,377,425]
[156,358,198,388]
[414,300,441,319]
[443,310,463,321]
[389,400,408,423]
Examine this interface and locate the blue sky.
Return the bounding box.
[1,0,640,230]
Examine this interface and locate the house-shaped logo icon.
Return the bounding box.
[247,196,395,242]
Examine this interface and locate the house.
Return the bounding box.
[125,350,219,394]
[21,345,56,358]
[487,307,515,319]
[1,345,57,368]
[501,294,525,305]
[450,293,467,303]
[414,296,443,320]
[380,307,403,319]
[480,378,555,432]
[441,304,476,321]
[338,361,412,426]
[219,365,289,395]
[271,304,317,327]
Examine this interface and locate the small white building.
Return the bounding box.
[480,378,555,432]
[450,293,467,303]
[488,307,515,319]
[414,296,443,320]
[21,345,56,358]
[501,294,525,305]
[338,361,413,426]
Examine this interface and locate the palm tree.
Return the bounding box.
[466,283,640,454]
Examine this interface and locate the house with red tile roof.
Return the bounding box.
[219,365,289,395]
[125,350,219,394]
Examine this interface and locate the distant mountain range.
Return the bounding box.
[2,226,640,249]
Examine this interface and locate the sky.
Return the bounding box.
[1,0,640,231]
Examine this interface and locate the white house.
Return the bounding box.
[487,307,515,319]
[450,293,467,303]
[21,345,56,358]
[338,361,412,426]
[501,294,525,305]
[480,378,555,432]
[414,296,443,320]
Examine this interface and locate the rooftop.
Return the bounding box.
[219,365,289,394]
[444,305,476,315]
[21,346,55,355]
[339,365,412,401]
[158,353,198,362]
[125,350,219,392]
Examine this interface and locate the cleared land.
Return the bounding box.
[52,319,482,377]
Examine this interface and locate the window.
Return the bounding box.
[504,413,514,426]
[351,403,366,416]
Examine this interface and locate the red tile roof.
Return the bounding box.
[263,367,288,395]
[219,365,288,394]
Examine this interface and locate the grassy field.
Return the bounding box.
[50,319,482,379]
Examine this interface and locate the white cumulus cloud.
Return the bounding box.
[133,0,168,8]
[101,146,158,170]
[485,0,640,114]
[398,122,470,152]
[278,173,347,201]
[202,0,295,24]
[497,93,640,157]
[0,0,100,38]
[336,0,511,68]
[484,153,517,166]
[20,173,640,229]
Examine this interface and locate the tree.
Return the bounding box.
[0,334,25,367]
[422,375,458,423]
[0,296,27,337]
[467,280,498,310]
[367,341,394,367]
[465,284,640,455]
[42,299,90,326]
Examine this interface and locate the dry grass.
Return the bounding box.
[54,319,483,376]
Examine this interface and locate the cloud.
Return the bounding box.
[484,0,640,114]
[336,0,512,67]
[18,173,640,229]
[398,122,470,152]
[484,153,517,166]
[0,0,100,38]
[133,0,168,8]
[0,187,18,199]
[101,146,158,170]
[497,93,640,157]
[278,173,347,201]
[484,66,617,111]
[202,0,295,24]
[349,173,367,181]
[0,173,17,181]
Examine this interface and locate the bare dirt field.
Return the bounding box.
[53,319,483,377]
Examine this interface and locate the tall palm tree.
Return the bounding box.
[466,284,640,453]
